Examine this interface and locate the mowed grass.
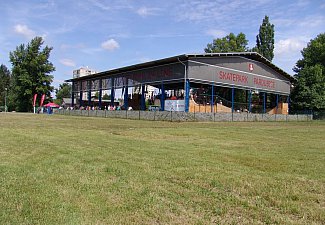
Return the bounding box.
[0,114,324,224]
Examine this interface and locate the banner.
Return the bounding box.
[165,100,185,111]
[33,94,37,107]
[40,94,45,107]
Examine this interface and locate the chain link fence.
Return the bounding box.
[55,109,313,122]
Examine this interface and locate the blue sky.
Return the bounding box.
[1,0,324,89]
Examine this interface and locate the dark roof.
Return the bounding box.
[65,52,294,83]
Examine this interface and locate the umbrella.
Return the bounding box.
[44,102,60,108]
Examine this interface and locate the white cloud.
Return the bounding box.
[136,6,159,17]
[206,29,228,38]
[60,59,76,67]
[14,24,35,39]
[273,38,308,74]
[88,0,110,10]
[101,39,120,51]
[275,38,306,55]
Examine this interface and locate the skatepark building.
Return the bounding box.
[66,52,293,114]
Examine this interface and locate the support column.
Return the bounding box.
[185,79,190,112]
[160,82,165,111]
[248,90,252,113]
[79,90,83,107]
[263,92,266,114]
[71,82,75,107]
[231,86,235,122]
[141,84,145,110]
[287,95,290,114]
[211,84,214,113]
[88,81,91,107]
[276,94,279,114]
[110,78,115,106]
[98,79,102,109]
[124,81,128,110]
[231,86,235,113]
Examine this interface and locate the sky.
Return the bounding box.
[0,0,324,90]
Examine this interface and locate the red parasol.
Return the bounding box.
[43,102,60,108]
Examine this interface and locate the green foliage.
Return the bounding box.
[55,83,71,105]
[0,64,11,106]
[9,36,55,112]
[291,33,325,110]
[205,32,249,53]
[102,93,110,100]
[94,91,99,99]
[255,15,275,61]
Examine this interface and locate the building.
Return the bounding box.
[66,52,293,114]
[73,67,98,79]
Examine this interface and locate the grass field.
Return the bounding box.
[0,113,324,224]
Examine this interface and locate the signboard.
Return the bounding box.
[165,100,185,111]
[188,61,290,94]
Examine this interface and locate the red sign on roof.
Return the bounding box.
[249,63,254,72]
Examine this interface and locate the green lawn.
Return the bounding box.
[0,113,324,224]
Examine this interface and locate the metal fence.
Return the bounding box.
[55,109,313,122]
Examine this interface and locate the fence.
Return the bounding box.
[55,109,312,122]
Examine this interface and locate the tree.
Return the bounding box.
[55,83,72,105]
[254,15,275,61]
[291,33,325,111]
[0,64,11,106]
[102,93,110,100]
[205,32,249,53]
[9,37,55,112]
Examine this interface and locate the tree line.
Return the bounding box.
[0,16,324,112]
